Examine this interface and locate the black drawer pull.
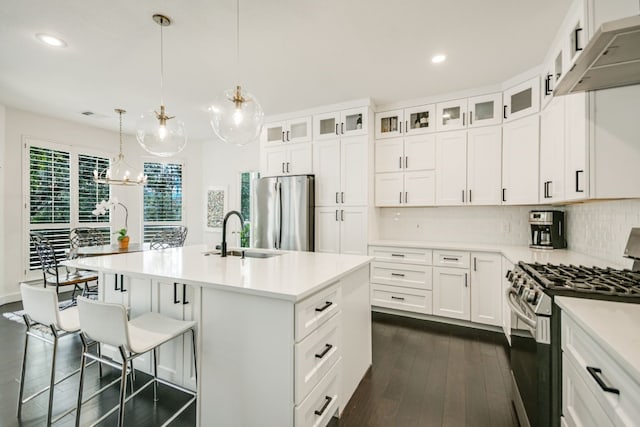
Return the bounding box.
[315,344,333,359]
[182,284,189,305]
[587,366,620,395]
[114,274,120,291]
[391,296,405,301]
[391,273,405,277]
[119,274,126,292]
[391,253,405,257]
[314,395,333,416]
[315,301,333,312]
[443,257,459,261]
[173,282,180,304]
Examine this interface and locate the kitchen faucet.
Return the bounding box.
[220,210,245,257]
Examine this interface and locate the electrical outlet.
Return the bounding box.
[501,222,511,233]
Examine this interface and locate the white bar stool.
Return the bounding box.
[75,296,198,427]
[17,284,104,425]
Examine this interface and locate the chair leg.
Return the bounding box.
[117,347,128,427]
[16,318,30,419]
[191,328,198,385]
[96,342,103,378]
[152,348,159,402]
[75,334,89,427]
[47,327,59,426]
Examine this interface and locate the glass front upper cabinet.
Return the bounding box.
[313,107,368,141]
[404,104,436,135]
[467,93,502,128]
[375,109,403,139]
[261,118,311,144]
[503,76,540,122]
[436,99,468,131]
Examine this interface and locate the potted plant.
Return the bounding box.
[115,228,129,249]
[93,197,129,248]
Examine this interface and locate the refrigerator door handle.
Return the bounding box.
[277,181,283,249]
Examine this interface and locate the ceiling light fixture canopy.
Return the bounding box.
[94,109,147,186]
[208,0,264,146]
[431,54,447,64]
[36,33,67,48]
[136,14,187,157]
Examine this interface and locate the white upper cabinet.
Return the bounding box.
[540,97,566,202]
[436,130,467,205]
[314,107,367,141]
[467,126,503,205]
[375,171,435,207]
[467,93,503,128]
[374,138,404,173]
[436,98,468,132]
[542,44,565,107]
[565,0,587,67]
[313,139,341,206]
[261,143,312,177]
[262,117,312,145]
[404,104,436,135]
[502,115,540,205]
[564,92,588,201]
[375,109,403,139]
[404,135,436,171]
[503,77,540,122]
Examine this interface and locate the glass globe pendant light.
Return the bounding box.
[94,109,147,186]
[136,14,187,157]
[209,0,264,146]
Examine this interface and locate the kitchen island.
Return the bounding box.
[65,245,373,427]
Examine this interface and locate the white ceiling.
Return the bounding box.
[0,0,572,141]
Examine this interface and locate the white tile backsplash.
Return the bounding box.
[377,206,535,245]
[565,199,640,266]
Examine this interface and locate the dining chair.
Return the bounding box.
[150,226,188,249]
[30,232,98,307]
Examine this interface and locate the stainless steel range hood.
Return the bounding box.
[554,14,640,95]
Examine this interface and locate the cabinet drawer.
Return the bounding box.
[368,246,432,265]
[433,250,470,268]
[370,262,432,290]
[371,283,432,315]
[562,313,640,426]
[295,283,341,342]
[295,312,341,404]
[295,359,340,427]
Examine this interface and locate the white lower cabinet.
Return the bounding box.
[501,257,514,345]
[152,280,200,391]
[315,207,367,255]
[295,359,341,427]
[470,252,502,327]
[371,283,432,314]
[432,266,470,321]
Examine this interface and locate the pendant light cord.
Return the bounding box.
[236,0,240,76]
[118,110,124,158]
[160,18,165,106]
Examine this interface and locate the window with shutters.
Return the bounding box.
[24,138,110,277]
[239,171,260,247]
[143,161,184,242]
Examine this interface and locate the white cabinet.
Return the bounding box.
[436,126,502,206]
[468,93,503,128]
[503,77,540,122]
[375,171,435,206]
[436,130,467,205]
[540,97,566,202]
[315,207,367,255]
[262,117,312,145]
[564,92,588,201]
[501,257,513,345]
[261,143,312,177]
[470,253,502,327]
[314,135,368,207]
[432,250,470,321]
[313,107,367,141]
[375,105,436,139]
[565,0,587,69]
[152,280,199,390]
[436,98,468,131]
[375,135,435,173]
[502,115,540,205]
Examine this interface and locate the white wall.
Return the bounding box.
[200,138,259,247]
[376,206,536,246]
[1,107,203,303]
[565,199,640,267]
[0,105,6,304]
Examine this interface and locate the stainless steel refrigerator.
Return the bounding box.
[252,175,314,251]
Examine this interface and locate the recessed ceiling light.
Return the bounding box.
[431,54,446,64]
[36,33,67,48]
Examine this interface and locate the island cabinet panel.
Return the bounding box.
[295,283,341,341]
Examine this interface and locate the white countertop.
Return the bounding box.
[555,296,640,386]
[65,245,372,302]
[368,240,625,268]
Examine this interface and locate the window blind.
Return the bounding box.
[143,162,183,242]
[78,154,110,223]
[29,146,70,224]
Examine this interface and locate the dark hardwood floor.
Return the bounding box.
[1,299,516,427]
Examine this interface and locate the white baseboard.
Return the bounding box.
[372,306,503,334]
[0,291,22,307]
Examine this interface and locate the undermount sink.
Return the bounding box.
[204,249,282,259]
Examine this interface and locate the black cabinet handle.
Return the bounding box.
[575,27,583,52]
[399,156,402,169]
[469,189,472,203]
[576,170,584,193]
[502,188,507,202]
[315,344,333,359]
[315,301,333,312]
[341,122,344,134]
[443,257,459,261]
[341,210,344,221]
[464,273,468,287]
[314,396,332,416]
[282,131,285,142]
[282,163,285,174]
[341,192,344,203]
[114,274,120,291]
[503,105,508,119]
[335,123,339,135]
[405,120,408,133]
[469,111,473,125]
[119,275,126,293]
[182,284,189,305]
[391,272,405,277]
[391,296,405,301]
[335,192,339,204]
[545,74,552,96]
[399,122,403,134]
[399,191,402,204]
[462,189,465,203]
[405,156,408,169]
[335,210,339,221]
[391,253,405,257]
[462,112,466,126]
[404,192,408,204]
[587,366,620,395]
[474,257,477,271]
[173,282,180,304]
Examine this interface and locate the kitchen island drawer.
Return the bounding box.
[295,359,340,427]
[369,246,432,265]
[296,283,341,341]
[433,250,470,269]
[371,262,432,289]
[371,283,432,314]
[295,312,341,404]
[562,312,640,426]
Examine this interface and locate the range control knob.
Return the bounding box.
[526,291,538,304]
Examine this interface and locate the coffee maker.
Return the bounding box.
[529,210,566,249]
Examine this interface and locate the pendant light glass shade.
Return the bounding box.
[136,105,187,157]
[94,109,147,186]
[209,85,264,146]
[136,14,186,157]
